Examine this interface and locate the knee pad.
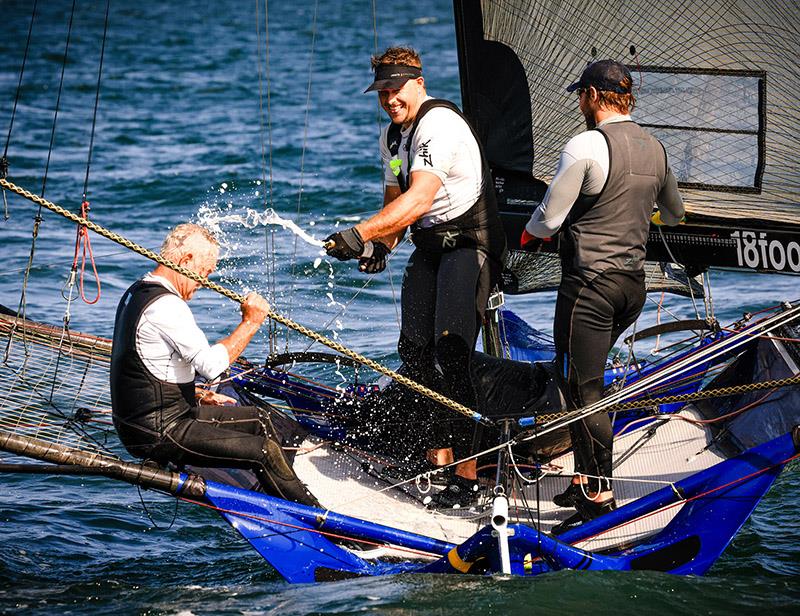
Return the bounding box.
[434,334,476,409]
[398,333,437,384]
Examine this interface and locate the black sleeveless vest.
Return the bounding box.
[387,99,507,265]
[559,121,668,280]
[110,280,195,444]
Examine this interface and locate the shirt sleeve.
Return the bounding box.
[525,132,608,237]
[408,109,458,183]
[145,295,230,380]
[380,126,400,187]
[655,167,685,225]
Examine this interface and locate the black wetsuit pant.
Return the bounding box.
[399,247,497,458]
[122,405,319,507]
[554,268,646,493]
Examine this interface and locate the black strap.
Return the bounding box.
[385,99,478,194]
[387,121,406,191]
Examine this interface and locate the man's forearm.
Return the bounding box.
[373,185,407,248]
[376,228,406,250]
[356,190,430,241]
[217,319,261,365]
[656,168,685,225]
[357,173,440,241]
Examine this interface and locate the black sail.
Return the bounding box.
[453,0,800,291]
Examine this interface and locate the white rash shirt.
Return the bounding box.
[380,97,484,228]
[136,273,230,383]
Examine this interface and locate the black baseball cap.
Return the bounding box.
[566,60,633,94]
[364,63,422,93]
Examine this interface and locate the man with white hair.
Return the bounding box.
[110,223,318,506]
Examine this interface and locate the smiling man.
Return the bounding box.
[110,223,318,506]
[324,47,506,507]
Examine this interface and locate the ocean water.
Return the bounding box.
[1,0,798,613]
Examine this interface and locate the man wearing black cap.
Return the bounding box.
[324,46,506,507]
[521,60,685,533]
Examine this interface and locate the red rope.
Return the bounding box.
[71,200,101,304]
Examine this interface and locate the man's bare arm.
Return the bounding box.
[356,171,441,243]
[372,185,405,249]
[216,292,270,365]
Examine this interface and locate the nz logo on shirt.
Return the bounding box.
[417,140,433,167]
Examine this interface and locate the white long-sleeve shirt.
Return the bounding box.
[136,273,229,383]
[526,115,684,238]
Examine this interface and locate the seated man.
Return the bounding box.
[110,223,318,507]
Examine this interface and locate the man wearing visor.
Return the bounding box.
[521,60,685,533]
[324,46,506,507]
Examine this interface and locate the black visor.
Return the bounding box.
[364,64,422,93]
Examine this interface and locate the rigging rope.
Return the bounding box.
[40,0,77,201]
[284,0,319,353]
[1,0,38,221]
[14,0,78,347]
[254,0,278,354]
[64,0,112,307]
[255,0,273,212]
[0,177,488,425]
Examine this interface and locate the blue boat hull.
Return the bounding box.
[201,429,798,582]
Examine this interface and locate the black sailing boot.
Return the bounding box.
[552,481,588,508]
[551,495,617,536]
[425,475,481,509]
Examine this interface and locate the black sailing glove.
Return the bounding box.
[358,242,390,274]
[324,227,364,261]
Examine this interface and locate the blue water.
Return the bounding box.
[1,0,798,613]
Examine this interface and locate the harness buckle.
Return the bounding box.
[487,290,505,310]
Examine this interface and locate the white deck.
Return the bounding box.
[293,406,726,554]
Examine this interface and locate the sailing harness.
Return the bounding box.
[386,99,507,265]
